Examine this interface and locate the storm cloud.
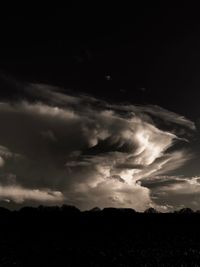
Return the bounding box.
[142,176,200,211]
[0,83,195,210]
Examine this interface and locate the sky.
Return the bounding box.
[0,5,200,211]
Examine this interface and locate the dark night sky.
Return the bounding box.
[0,4,200,117]
[0,4,200,211]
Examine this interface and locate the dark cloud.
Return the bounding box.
[0,83,195,210]
[145,176,200,211]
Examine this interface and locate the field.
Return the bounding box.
[0,207,200,266]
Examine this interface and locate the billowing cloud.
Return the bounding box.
[0,83,195,210]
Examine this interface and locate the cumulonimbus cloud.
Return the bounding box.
[0,83,195,210]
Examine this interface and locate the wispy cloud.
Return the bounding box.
[0,185,64,204]
[0,83,195,210]
[142,176,200,211]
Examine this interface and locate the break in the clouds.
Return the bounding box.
[0,83,196,210]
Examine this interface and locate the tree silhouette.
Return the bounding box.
[176,208,194,214]
[144,207,158,213]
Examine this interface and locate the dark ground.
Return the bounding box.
[0,206,200,266]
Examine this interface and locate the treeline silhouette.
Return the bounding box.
[1,205,200,266]
[0,205,200,231]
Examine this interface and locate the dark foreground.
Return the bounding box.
[1,206,200,266]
